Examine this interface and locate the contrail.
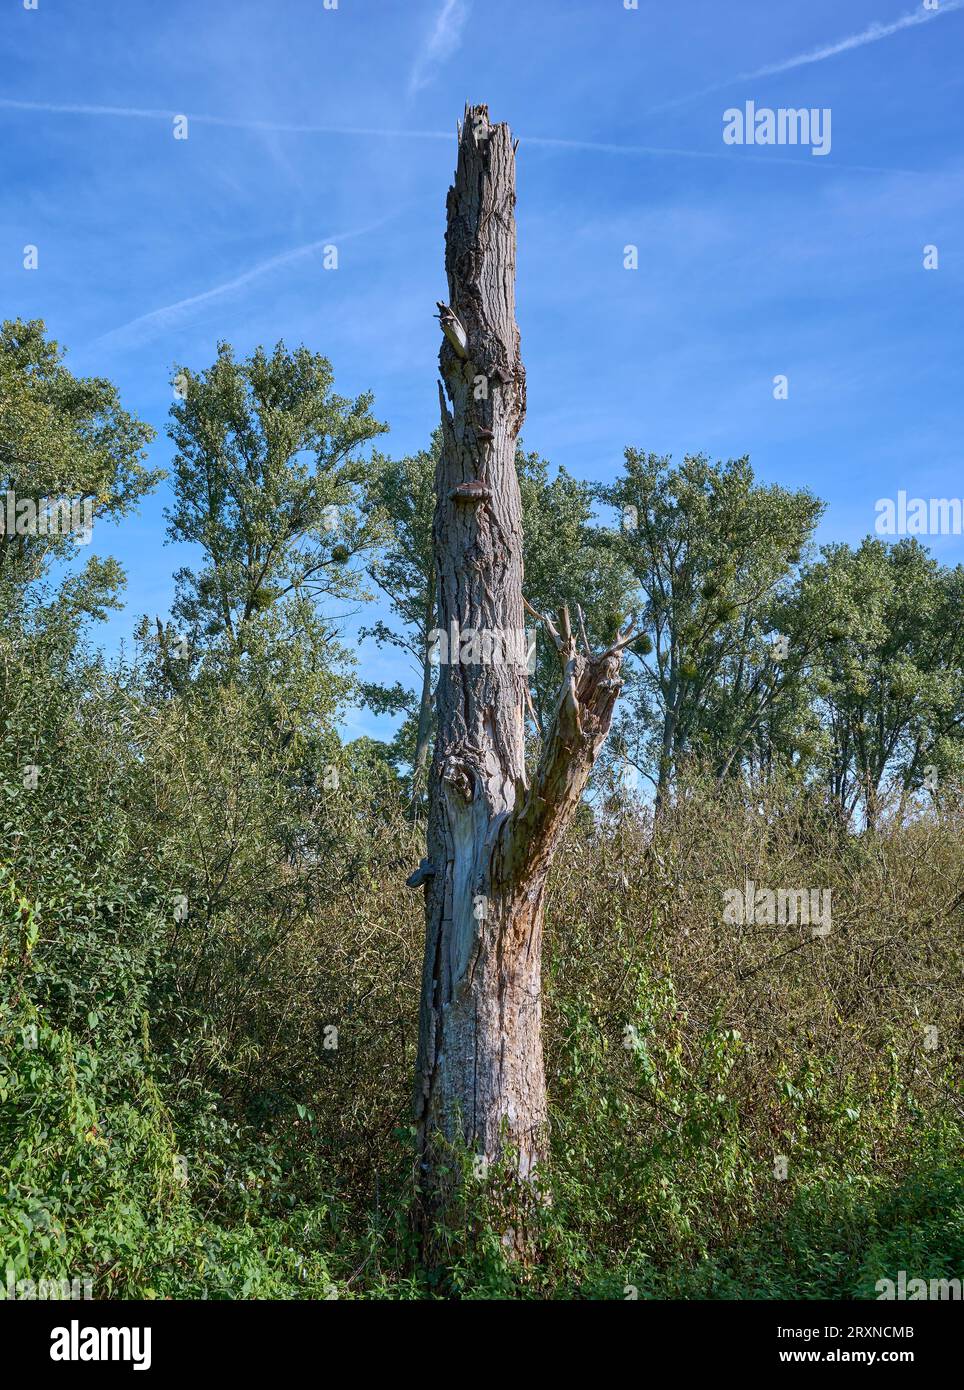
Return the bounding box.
[520,134,920,176]
[91,213,397,348]
[0,97,454,141]
[648,0,964,113]
[0,96,926,175]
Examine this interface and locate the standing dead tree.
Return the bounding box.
[412,104,635,1231]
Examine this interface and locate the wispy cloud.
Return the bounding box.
[648,0,964,113]
[0,96,454,141]
[520,134,921,176]
[91,214,398,349]
[0,95,927,176]
[408,0,470,97]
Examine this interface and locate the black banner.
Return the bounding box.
[2,1298,960,1374]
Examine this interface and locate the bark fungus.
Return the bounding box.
[412,104,636,1244]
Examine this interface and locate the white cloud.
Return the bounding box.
[408,0,470,97]
[649,0,964,113]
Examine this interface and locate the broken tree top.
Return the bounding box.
[455,101,520,148]
[435,100,527,494]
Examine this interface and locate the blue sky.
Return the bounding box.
[2,0,963,740]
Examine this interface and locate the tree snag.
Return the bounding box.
[413,104,635,1235]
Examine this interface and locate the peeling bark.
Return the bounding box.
[413,106,632,1230]
[413,592,436,782]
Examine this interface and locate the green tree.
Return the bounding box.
[796,538,964,827]
[165,340,387,679]
[0,318,157,603]
[154,342,393,943]
[518,447,633,730]
[598,451,823,811]
[360,436,438,782]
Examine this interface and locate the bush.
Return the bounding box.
[2,618,961,1298]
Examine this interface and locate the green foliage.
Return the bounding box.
[3,330,962,1300]
[166,340,387,665]
[3,603,962,1297]
[792,538,964,823]
[360,433,633,782]
[598,450,823,804]
[0,318,158,598]
[518,446,634,726]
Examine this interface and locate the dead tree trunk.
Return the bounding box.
[412,104,636,1229]
[412,589,437,788]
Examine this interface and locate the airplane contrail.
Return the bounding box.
[647,0,964,113]
[0,95,454,140]
[0,96,924,175]
[91,213,397,348]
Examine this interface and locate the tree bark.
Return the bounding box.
[413,592,436,783]
[654,672,679,818]
[412,105,632,1235]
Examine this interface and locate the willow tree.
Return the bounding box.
[412,106,635,1222]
